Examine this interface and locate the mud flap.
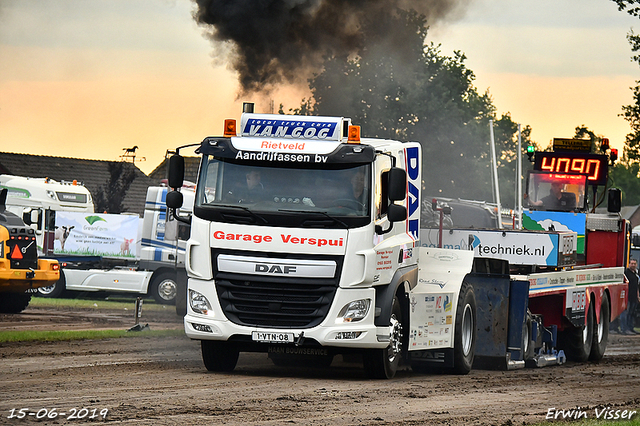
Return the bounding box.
[410,348,455,368]
[469,274,510,370]
[468,267,529,370]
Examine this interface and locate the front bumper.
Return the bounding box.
[184,278,391,350]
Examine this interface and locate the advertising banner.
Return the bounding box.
[523,210,586,254]
[420,228,576,267]
[53,212,139,258]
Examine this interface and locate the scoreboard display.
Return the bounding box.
[533,152,608,186]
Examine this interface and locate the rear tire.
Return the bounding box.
[363,295,404,379]
[523,314,534,360]
[0,293,32,313]
[36,272,67,298]
[201,340,239,372]
[561,299,594,362]
[452,282,476,374]
[589,295,610,361]
[150,272,177,305]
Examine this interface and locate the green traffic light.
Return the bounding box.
[527,145,535,153]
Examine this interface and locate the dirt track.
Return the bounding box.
[1,303,639,425]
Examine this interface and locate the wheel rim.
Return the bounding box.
[461,304,474,356]
[38,284,56,295]
[157,279,177,301]
[596,310,604,344]
[387,314,403,363]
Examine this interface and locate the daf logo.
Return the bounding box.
[255,264,297,274]
[413,351,446,362]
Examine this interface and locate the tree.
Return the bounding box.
[291,9,509,201]
[612,0,640,18]
[610,157,640,205]
[611,0,640,205]
[94,162,137,214]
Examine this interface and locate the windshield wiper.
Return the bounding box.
[217,204,268,224]
[277,209,349,229]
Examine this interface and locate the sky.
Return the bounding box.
[0,0,638,175]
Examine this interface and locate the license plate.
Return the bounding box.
[252,331,295,343]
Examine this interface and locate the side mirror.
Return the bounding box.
[608,188,622,213]
[22,210,33,225]
[387,204,407,222]
[168,154,185,189]
[376,204,407,235]
[388,167,406,201]
[22,209,41,228]
[166,190,183,210]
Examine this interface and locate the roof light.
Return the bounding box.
[224,119,237,137]
[347,125,361,143]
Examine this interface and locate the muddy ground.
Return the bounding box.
[1,301,639,425]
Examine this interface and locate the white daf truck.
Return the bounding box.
[166,104,627,378]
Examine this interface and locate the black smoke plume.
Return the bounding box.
[192,0,468,94]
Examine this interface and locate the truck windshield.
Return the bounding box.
[526,171,587,212]
[194,155,372,228]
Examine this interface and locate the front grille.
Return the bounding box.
[213,250,343,329]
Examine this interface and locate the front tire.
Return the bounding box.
[201,340,239,372]
[589,295,610,361]
[363,295,404,379]
[452,282,476,374]
[150,272,177,305]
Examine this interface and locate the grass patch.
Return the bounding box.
[29,296,172,311]
[0,328,184,343]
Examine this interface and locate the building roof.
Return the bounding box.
[148,156,201,186]
[0,152,153,215]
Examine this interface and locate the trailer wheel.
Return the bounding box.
[150,272,177,305]
[0,293,32,314]
[201,340,239,372]
[452,282,476,375]
[561,300,594,362]
[589,294,610,361]
[35,271,68,298]
[523,312,534,360]
[363,295,404,379]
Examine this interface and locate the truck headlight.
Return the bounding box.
[337,299,371,323]
[189,289,212,315]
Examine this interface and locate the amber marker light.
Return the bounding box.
[348,125,361,143]
[224,119,237,137]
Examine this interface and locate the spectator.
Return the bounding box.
[616,259,640,334]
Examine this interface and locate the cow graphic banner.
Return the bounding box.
[53,212,140,257]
